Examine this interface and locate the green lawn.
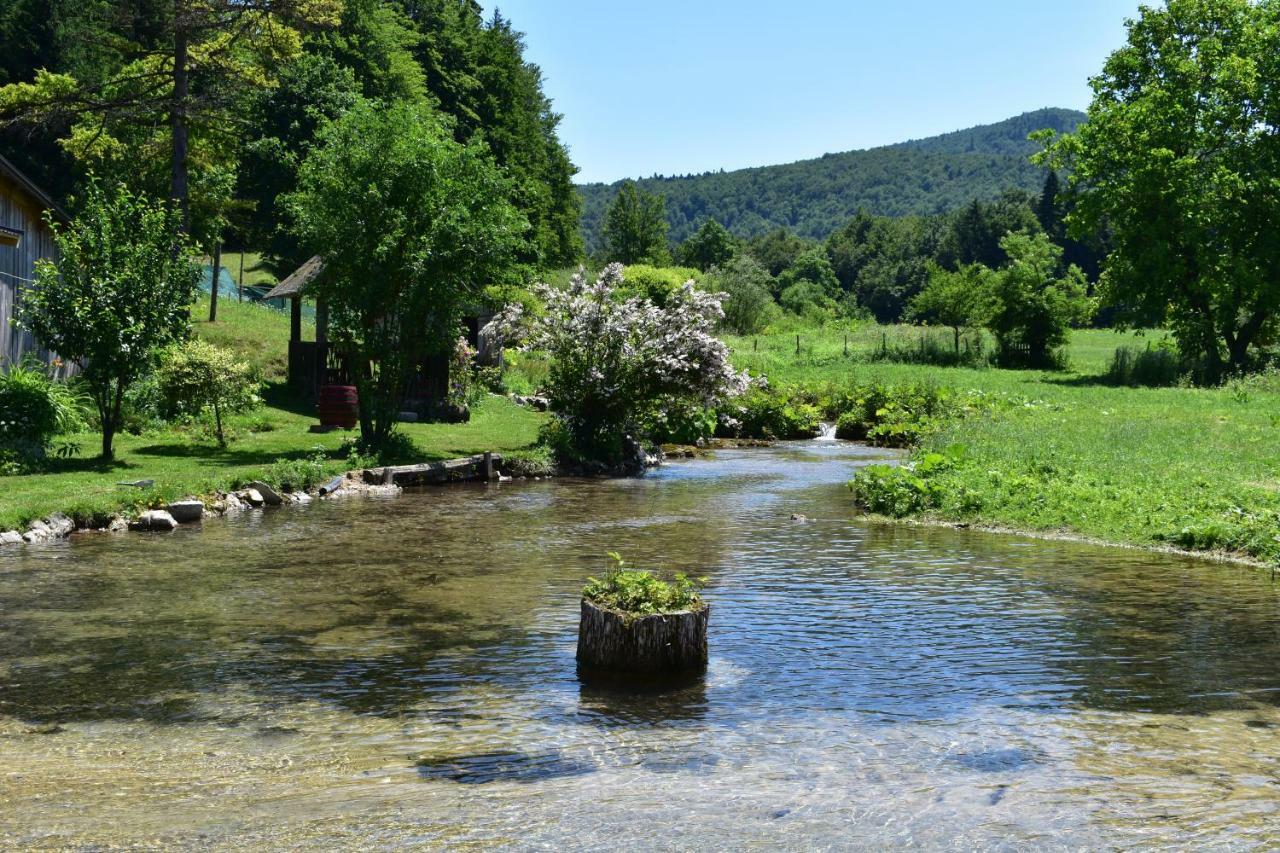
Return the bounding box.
[726,325,1280,566]
[2,298,545,532]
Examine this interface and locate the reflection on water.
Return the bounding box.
[2,440,1280,848]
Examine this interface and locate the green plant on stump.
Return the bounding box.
[583,553,705,616]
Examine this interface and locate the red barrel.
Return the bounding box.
[317,385,359,429]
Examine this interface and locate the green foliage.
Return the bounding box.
[676,218,737,271]
[848,446,968,516]
[619,264,701,307]
[579,109,1086,251]
[909,263,989,354]
[704,255,777,335]
[829,381,958,447]
[602,180,670,265]
[743,228,817,277]
[827,212,946,323]
[779,281,838,321]
[19,180,199,459]
[981,232,1093,368]
[262,449,338,493]
[1040,0,1280,377]
[154,340,262,446]
[287,99,526,451]
[644,402,717,445]
[1105,342,1184,387]
[718,386,821,440]
[582,553,705,615]
[0,360,87,470]
[777,247,840,298]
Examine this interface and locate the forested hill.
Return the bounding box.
[578,108,1085,252]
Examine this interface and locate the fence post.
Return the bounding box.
[754,337,758,352]
[483,451,494,480]
[844,334,848,356]
[795,334,800,355]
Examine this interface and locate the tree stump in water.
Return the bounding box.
[576,599,709,678]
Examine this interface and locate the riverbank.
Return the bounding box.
[0,393,548,534]
[726,326,1280,568]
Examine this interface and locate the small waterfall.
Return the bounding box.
[816,422,838,441]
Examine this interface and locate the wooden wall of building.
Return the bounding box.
[0,170,59,371]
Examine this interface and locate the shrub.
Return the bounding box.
[0,360,88,469]
[154,340,262,445]
[583,553,704,615]
[262,449,336,492]
[829,381,957,447]
[1105,341,1183,387]
[847,446,966,516]
[619,264,701,306]
[779,281,838,320]
[645,401,717,445]
[704,255,777,335]
[486,264,748,466]
[717,385,821,440]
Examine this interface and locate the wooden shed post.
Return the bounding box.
[290,295,302,343]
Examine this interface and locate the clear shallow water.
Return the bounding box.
[2,441,1280,849]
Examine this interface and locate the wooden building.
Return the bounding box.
[0,154,68,370]
[265,256,495,416]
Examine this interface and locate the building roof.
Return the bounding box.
[263,255,324,300]
[0,153,69,223]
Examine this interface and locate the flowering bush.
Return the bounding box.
[485,264,748,465]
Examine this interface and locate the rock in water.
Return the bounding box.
[576,599,709,678]
[166,500,205,524]
[247,481,283,506]
[129,510,178,532]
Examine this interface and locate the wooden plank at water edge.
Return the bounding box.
[365,454,504,486]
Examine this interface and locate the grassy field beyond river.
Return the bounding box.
[726,327,1280,566]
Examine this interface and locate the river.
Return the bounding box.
[2,440,1278,848]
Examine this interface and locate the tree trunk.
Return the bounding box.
[209,240,221,322]
[171,7,190,233]
[576,599,708,677]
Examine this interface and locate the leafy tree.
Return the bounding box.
[238,53,360,275]
[676,218,736,271]
[704,255,776,335]
[19,181,199,459]
[909,263,989,354]
[602,180,669,265]
[743,228,815,277]
[286,100,526,451]
[827,213,945,322]
[155,340,261,446]
[779,280,838,320]
[777,247,839,298]
[981,232,1093,367]
[0,0,338,232]
[1038,0,1280,377]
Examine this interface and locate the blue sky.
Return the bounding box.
[482,1,1144,184]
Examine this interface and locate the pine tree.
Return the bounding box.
[602,181,669,265]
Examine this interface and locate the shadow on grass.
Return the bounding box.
[129,442,347,466]
[33,455,137,475]
[262,382,318,418]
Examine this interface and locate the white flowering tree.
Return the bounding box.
[485,264,748,465]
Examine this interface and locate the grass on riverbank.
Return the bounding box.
[726,326,1280,566]
[2,296,546,532]
[0,393,545,532]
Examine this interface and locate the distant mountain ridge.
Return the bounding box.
[577,107,1085,252]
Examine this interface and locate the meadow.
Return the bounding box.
[725,325,1280,566]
